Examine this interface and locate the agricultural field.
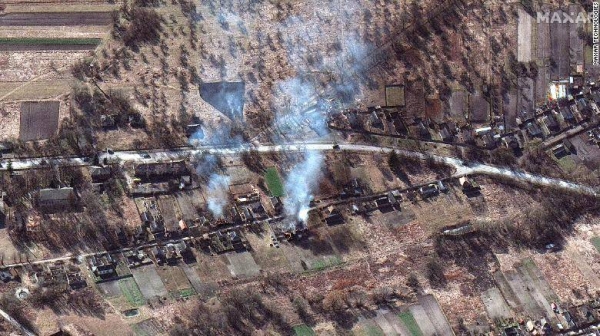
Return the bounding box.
[264,167,284,197]
[0,0,113,143]
[118,277,146,307]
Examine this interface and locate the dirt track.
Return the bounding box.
[0,11,113,26]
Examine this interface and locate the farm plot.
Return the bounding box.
[469,90,490,123]
[226,251,261,278]
[97,279,122,299]
[550,13,570,80]
[175,190,203,224]
[517,8,532,62]
[569,4,585,72]
[19,100,59,141]
[535,13,551,103]
[481,287,512,320]
[517,77,535,119]
[118,277,145,307]
[279,229,341,273]
[264,167,284,197]
[503,269,545,318]
[0,12,113,26]
[156,265,194,299]
[293,324,316,336]
[245,229,291,273]
[130,265,168,300]
[398,310,424,336]
[131,318,165,336]
[181,263,217,298]
[0,37,100,50]
[502,90,518,129]
[448,90,468,123]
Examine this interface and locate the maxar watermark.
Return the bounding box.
[537,10,593,24]
[593,2,599,66]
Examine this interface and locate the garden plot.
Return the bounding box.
[226,251,261,278]
[156,265,194,298]
[245,229,291,273]
[0,12,113,26]
[279,229,341,272]
[181,263,217,298]
[97,279,122,299]
[550,13,570,80]
[535,10,551,103]
[481,287,512,320]
[502,90,517,129]
[130,265,168,300]
[517,8,532,62]
[19,100,59,141]
[517,77,535,119]
[449,90,468,122]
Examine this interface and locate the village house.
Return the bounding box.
[37,187,77,210]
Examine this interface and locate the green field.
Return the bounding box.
[119,278,145,307]
[265,167,285,197]
[177,288,196,299]
[0,37,101,45]
[293,324,315,336]
[591,237,600,253]
[399,311,423,336]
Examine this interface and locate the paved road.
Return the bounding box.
[0,142,597,196]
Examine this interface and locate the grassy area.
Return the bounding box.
[293,325,315,336]
[0,37,101,45]
[311,256,342,271]
[264,167,285,197]
[591,237,600,253]
[557,156,577,173]
[399,311,423,336]
[118,278,145,307]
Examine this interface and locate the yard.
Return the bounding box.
[264,167,284,197]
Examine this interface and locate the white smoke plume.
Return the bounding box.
[283,151,324,222]
[207,174,230,218]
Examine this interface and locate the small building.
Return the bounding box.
[90,166,112,183]
[419,184,439,199]
[323,207,345,226]
[542,113,560,133]
[551,144,570,159]
[38,187,76,209]
[100,114,116,129]
[89,255,117,279]
[525,122,543,138]
[560,106,575,122]
[369,111,384,130]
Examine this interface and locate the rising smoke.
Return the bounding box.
[283,151,324,222]
[189,5,374,223]
[207,174,230,218]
